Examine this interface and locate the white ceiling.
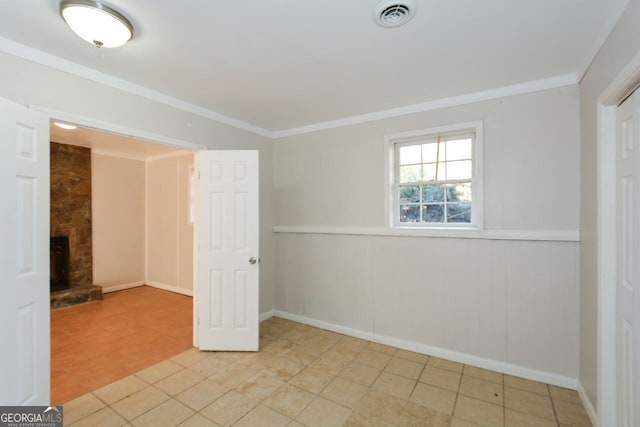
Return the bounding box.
[0,0,629,133]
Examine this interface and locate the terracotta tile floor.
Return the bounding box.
[51,286,193,405]
[62,316,593,426]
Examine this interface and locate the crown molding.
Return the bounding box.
[0,36,273,138]
[1,37,581,141]
[272,74,578,139]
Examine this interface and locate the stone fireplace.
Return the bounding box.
[50,142,102,308]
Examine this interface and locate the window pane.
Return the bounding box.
[422,204,444,222]
[399,145,421,165]
[436,163,446,181]
[445,160,472,180]
[400,165,421,183]
[446,183,471,202]
[447,203,471,223]
[422,184,444,202]
[422,142,440,163]
[399,186,420,203]
[399,204,420,222]
[446,138,472,161]
[423,163,445,181]
[422,163,436,181]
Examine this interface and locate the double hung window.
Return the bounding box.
[389,122,482,228]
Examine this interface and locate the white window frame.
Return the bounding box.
[384,121,484,230]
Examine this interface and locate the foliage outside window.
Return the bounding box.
[392,126,480,227]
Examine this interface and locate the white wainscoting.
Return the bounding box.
[274,232,580,381]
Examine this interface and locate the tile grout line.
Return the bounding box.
[502,373,506,427]
[407,355,429,404]
[108,383,170,425]
[72,366,199,425]
[547,383,561,426]
[65,316,589,427]
[447,362,464,423]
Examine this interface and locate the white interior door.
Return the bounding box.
[197,150,259,351]
[617,88,640,426]
[0,98,50,404]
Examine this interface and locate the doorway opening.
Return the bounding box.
[48,121,197,404]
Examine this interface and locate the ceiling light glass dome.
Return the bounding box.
[60,0,133,48]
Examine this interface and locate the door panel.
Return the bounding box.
[0,98,49,405]
[198,150,259,351]
[617,88,640,426]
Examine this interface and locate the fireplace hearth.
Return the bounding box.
[49,235,102,308]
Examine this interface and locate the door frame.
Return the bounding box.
[597,50,640,427]
[34,106,206,348]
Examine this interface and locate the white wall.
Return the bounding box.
[147,153,194,295]
[0,51,275,315]
[93,151,195,296]
[0,38,586,386]
[273,86,581,383]
[274,87,579,231]
[579,0,640,413]
[92,153,145,291]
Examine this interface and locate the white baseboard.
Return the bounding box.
[577,381,598,427]
[100,281,145,293]
[273,310,578,390]
[146,280,193,297]
[260,310,276,322]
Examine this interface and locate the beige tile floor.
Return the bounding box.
[63,317,592,426]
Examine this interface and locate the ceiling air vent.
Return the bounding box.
[374,0,416,28]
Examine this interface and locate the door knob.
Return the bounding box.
[249,257,257,265]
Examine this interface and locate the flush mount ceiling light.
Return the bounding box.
[60,0,133,48]
[53,122,77,130]
[373,0,416,28]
